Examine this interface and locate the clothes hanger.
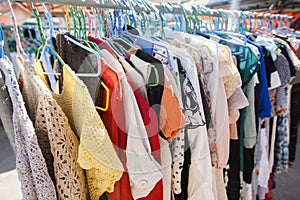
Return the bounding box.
[63,33,111,117]
[169,3,180,31]
[95,8,104,38]
[84,8,92,37]
[179,3,188,33]
[30,2,65,66]
[69,6,78,39]
[7,0,25,57]
[91,8,98,38]
[31,3,103,78]
[95,81,110,111]
[64,5,71,33]
[212,31,247,55]
[39,3,56,61]
[0,25,3,59]
[75,7,83,39]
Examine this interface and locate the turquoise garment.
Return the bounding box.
[218,39,260,88]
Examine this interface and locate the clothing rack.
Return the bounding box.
[1,0,293,21]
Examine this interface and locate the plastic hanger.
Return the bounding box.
[62,34,102,77]
[60,37,109,111]
[64,5,71,33]
[95,81,110,111]
[0,25,3,58]
[42,4,53,38]
[32,3,102,78]
[112,36,133,51]
[40,4,56,56]
[105,38,124,57]
[179,4,188,33]
[91,8,98,38]
[69,7,78,38]
[84,8,92,37]
[213,31,247,55]
[30,2,65,66]
[96,8,104,38]
[101,9,110,38]
[191,5,200,32]
[7,0,25,56]
[168,3,180,31]
[74,7,83,39]
[80,8,88,40]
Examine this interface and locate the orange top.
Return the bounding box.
[160,74,185,140]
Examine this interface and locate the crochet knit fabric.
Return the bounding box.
[49,64,123,200]
[18,59,56,185]
[20,60,88,200]
[0,56,57,200]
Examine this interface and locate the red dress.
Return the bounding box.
[128,79,163,200]
[97,63,133,200]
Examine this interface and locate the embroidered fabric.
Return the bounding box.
[219,45,242,98]
[23,60,88,200]
[0,56,57,200]
[51,65,124,200]
[18,59,56,184]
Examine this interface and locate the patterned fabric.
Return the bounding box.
[50,64,124,200]
[171,57,206,195]
[0,56,57,200]
[219,45,243,98]
[180,67,206,128]
[170,129,185,194]
[274,113,289,173]
[18,59,55,184]
[171,39,218,166]
[24,60,88,200]
[274,53,291,86]
[276,86,288,115]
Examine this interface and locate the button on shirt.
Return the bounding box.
[101,49,163,199]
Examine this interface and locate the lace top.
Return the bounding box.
[51,64,123,200]
[219,45,242,98]
[22,60,88,200]
[0,56,57,200]
[18,59,55,184]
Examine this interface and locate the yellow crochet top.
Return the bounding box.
[35,62,124,200]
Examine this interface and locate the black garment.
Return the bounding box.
[198,75,211,129]
[243,147,255,184]
[123,25,140,36]
[135,49,165,139]
[174,129,191,200]
[289,83,300,162]
[227,139,240,200]
[173,57,195,200]
[56,33,89,92]
[262,46,277,88]
[278,46,296,77]
[56,33,88,73]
